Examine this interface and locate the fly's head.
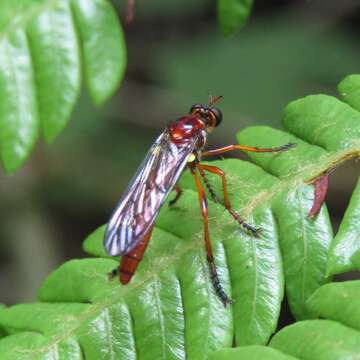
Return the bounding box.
[189,104,222,133]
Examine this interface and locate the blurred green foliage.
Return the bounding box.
[218,0,254,35]
[0,0,126,173]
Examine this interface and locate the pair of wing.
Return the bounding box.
[104,130,200,256]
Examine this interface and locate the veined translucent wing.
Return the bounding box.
[104,130,200,256]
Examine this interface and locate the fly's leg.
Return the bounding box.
[197,163,259,235]
[197,166,222,204]
[190,165,233,307]
[202,143,296,157]
[108,267,120,280]
[168,185,183,207]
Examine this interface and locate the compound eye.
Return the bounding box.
[189,104,204,114]
[211,107,223,126]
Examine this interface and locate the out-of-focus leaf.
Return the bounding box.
[71,0,126,105]
[26,0,81,144]
[327,178,360,275]
[0,29,38,174]
[217,0,254,36]
[306,281,360,332]
[208,345,298,360]
[270,320,360,360]
[268,281,360,359]
[155,18,360,127]
[338,74,360,111]
[0,0,126,173]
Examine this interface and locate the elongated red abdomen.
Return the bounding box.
[119,228,153,284]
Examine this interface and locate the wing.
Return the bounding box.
[104,130,198,256]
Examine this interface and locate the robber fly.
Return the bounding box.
[104,96,294,306]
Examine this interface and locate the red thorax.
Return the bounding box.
[169,115,205,145]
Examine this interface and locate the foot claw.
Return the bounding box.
[278,142,297,152]
[223,297,234,307]
[244,223,261,235]
[253,227,262,236]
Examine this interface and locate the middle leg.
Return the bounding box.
[189,165,233,306]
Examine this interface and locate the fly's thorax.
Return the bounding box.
[169,115,206,144]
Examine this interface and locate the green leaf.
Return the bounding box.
[174,161,284,346]
[82,224,108,257]
[338,74,360,111]
[1,75,360,357]
[270,281,360,360]
[270,320,360,360]
[268,281,360,359]
[70,0,126,106]
[26,0,81,144]
[306,281,360,332]
[209,345,299,360]
[217,0,253,36]
[282,94,360,151]
[0,332,60,360]
[236,92,360,318]
[0,29,38,174]
[0,0,126,173]
[237,126,333,320]
[327,178,360,275]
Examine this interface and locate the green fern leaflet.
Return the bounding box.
[0,75,359,359]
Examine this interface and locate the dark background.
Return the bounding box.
[0,0,359,307]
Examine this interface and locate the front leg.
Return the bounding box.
[202,143,296,157]
[189,165,233,306]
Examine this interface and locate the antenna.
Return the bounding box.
[208,94,223,107]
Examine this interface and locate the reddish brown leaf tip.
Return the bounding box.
[308,174,329,218]
[126,0,135,24]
